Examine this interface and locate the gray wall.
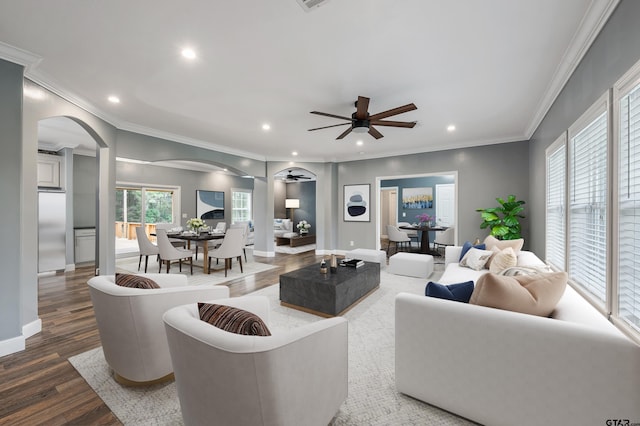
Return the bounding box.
[528,0,640,256]
[286,181,316,231]
[116,162,254,228]
[0,59,23,345]
[382,175,456,223]
[337,141,530,251]
[274,180,286,218]
[73,154,98,228]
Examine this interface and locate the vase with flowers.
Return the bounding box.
[297,220,311,235]
[416,213,433,227]
[186,217,205,233]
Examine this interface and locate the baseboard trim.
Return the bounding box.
[253,250,274,257]
[22,318,42,338]
[0,335,25,357]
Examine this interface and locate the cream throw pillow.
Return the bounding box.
[483,235,524,254]
[488,247,518,273]
[469,271,568,317]
[459,247,493,271]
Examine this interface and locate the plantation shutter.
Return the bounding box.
[568,111,608,303]
[618,83,640,331]
[546,141,566,270]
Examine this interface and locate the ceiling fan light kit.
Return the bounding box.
[309,96,417,140]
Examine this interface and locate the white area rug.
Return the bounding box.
[115,252,276,286]
[274,243,316,254]
[69,268,474,425]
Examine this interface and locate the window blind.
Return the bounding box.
[546,143,566,270]
[618,84,640,331]
[569,111,608,303]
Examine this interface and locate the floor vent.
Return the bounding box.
[296,0,330,12]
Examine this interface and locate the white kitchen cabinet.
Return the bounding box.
[37,153,62,188]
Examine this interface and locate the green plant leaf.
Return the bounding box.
[491,225,509,236]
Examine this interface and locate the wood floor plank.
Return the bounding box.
[0,251,321,424]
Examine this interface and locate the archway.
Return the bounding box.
[37,116,99,273]
[273,167,317,252]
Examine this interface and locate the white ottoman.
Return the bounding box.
[345,248,387,270]
[388,252,434,278]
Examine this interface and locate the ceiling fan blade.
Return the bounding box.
[368,126,384,139]
[310,111,354,121]
[370,120,417,128]
[308,122,351,131]
[369,103,417,121]
[355,96,370,120]
[336,127,353,139]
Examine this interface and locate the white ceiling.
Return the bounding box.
[0,0,618,163]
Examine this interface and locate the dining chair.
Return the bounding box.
[397,221,419,247]
[230,221,250,262]
[157,228,194,274]
[135,226,159,273]
[207,227,245,276]
[386,225,411,255]
[433,227,455,254]
[194,222,226,260]
[155,223,187,248]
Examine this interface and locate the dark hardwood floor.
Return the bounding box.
[0,251,322,425]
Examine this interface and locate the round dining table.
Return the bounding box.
[398,224,446,256]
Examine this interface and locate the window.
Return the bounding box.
[617,75,640,332]
[567,93,609,306]
[545,134,566,271]
[231,189,252,224]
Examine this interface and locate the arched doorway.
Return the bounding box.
[273,167,317,253]
[37,116,98,273]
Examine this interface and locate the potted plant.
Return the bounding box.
[186,217,205,233]
[476,195,525,240]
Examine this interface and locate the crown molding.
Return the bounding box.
[525,0,620,138]
[0,41,42,70]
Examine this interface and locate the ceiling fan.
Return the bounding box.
[308,96,417,140]
[285,170,311,181]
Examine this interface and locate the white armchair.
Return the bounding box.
[386,225,411,254]
[87,273,229,385]
[163,296,348,426]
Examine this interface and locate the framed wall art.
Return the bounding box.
[344,184,370,222]
[196,190,225,220]
[402,187,433,209]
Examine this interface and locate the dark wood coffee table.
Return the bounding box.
[275,233,316,247]
[279,261,380,317]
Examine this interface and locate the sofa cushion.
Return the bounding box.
[488,247,518,273]
[198,303,271,336]
[469,272,568,317]
[115,273,160,289]
[460,247,493,271]
[459,241,486,261]
[425,281,474,303]
[483,235,524,254]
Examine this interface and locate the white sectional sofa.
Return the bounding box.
[395,245,640,426]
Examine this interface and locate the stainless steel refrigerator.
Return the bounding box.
[38,191,66,272]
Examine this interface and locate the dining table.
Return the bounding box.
[165,231,225,274]
[398,224,446,256]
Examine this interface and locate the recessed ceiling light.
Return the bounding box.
[356,140,364,146]
[262,123,271,131]
[447,124,456,132]
[108,95,120,104]
[292,151,298,156]
[181,48,196,60]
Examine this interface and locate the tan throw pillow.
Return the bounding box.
[469,271,568,317]
[488,247,518,274]
[198,303,271,336]
[115,273,160,289]
[459,247,493,271]
[483,235,524,254]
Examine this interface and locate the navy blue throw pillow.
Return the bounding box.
[425,281,475,303]
[459,241,486,261]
